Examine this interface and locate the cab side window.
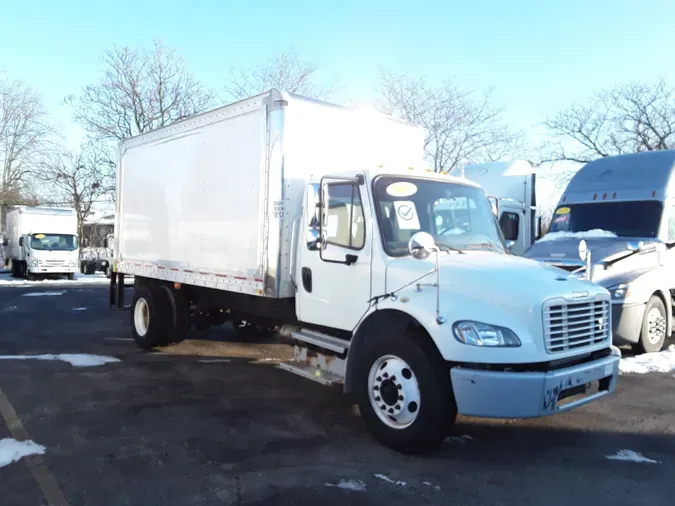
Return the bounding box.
[324,183,365,250]
[499,212,520,241]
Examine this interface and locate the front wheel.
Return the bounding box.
[633,295,668,354]
[354,329,457,454]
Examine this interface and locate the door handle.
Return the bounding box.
[301,267,312,293]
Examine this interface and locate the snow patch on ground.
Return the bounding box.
[0,354,120,367]
[325,479,367,492]
[0,438,46,468]
[606,449,660,464]
[422,481,442,491]
[0,272,109,287]
[72,307,87,311]
[22,291,65,297]
[538,229,617,242]
[619,346,675,374]
[374,474,407,487]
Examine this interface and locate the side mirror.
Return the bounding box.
[506,240,516,251]
[19,237,24,247]
[534,216,542,240]
[578,239,588,261]
[2,238,7,247]
[626,240,644,252]
[306,228,321,251]
[408,231,437,260]
[488,197,499,216]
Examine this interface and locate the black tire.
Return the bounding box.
[159,286,191,345]
[105,265,111,279]
[85,262,96,275]
[632,295,668,354]
[232,320,276,340]
[130,284,171,350]
[10,260,20,278]
[354,327,457,454]
[67,273,75,281]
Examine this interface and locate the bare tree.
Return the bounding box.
[38,142,114,239]
[377,70,523,173]
[0,76,54,225]
[225,47,339,101]
[545,78,675,163]
[67,40,215,143]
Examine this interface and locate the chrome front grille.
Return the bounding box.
[44,259,66,266]
[543,298,610,353]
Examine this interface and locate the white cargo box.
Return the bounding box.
[115,90,424,298]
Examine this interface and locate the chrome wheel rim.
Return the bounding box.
[368,355,421,430]
[647,307,666,345]
[134,298,150,337]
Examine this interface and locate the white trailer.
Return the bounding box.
[112,90,620,454]
[452,160,540,255]
[3,206,79,279]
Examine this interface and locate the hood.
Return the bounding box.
[523,236,661,288]
[524,236,658,264]
[385,251,606,310]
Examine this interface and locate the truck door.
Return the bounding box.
[296,174,373,331]
[498,203,526,255]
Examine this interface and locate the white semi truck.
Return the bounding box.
[525,150,675,354]
[111,90,620,453]
[3,206,79,280]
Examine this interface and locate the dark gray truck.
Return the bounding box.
[524,150,675,354]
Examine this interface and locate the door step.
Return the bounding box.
[279,326,350,354]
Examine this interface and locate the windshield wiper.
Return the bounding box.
[438,244,464,254]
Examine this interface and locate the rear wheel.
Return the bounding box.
[130,284,171,350]
[632,295,668,354]
[354,328,456,454]
[10,260,20,278]
[159,286,191,345]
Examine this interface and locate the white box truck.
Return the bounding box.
[451,160,541,255]
[111,90,621,453]
[3,206,79,280]
[524,150,675,354]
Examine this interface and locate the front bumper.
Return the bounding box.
[29,266,77,274]
[450,347,621,418]
[611,302,645,344]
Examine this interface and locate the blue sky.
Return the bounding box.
[2,0,674,148]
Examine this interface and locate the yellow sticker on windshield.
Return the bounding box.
[386,181,418,198]
[34,234,45,239]
[555,207,571,215]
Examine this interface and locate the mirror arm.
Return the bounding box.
[434,247,444,324]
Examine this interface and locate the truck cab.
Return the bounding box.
[524,150,675,354]
[451,160,540,255]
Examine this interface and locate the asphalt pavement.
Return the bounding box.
[0,282,674,505]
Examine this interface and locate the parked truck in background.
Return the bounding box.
[451,160,540,255]
[111,90,620,453]
[524,150,675,354]
[3,207,79,280]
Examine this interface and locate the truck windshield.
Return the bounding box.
[549,201,663,238]
[373,176,505,256]
[30,233,78,251]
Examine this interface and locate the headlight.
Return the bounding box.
[453,321,521,347]
[608,283,629,300]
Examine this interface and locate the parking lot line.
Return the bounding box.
[0,387,69,506]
